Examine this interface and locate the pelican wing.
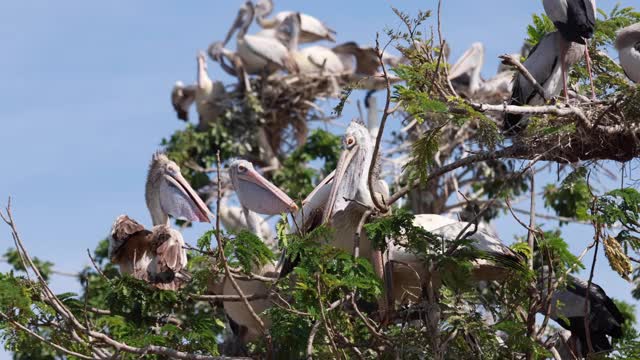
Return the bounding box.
[151,225,188,276]
[109,215,151,260]
[276,11,336,42]
[448,43,485,81]
[244,34,289,67]
[171,82,196,121]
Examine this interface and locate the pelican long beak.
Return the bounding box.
[322,144,359,224]
[165,171,212,223]
[237,167,298,215]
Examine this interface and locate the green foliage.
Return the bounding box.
[525,14,556,46]
[272,128,341,198]
[535,230,584,272]
[3,249,54,282]
[224,230,275,273]
[544,168,592,224]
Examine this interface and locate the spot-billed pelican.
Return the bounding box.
[108,153,212,290]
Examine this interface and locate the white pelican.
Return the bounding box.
[171,52,226,130]
[320,121,523,305]
[254,0,335,44]
[504,32,585,133]
[109,153,212,290]
[281,13,343,75]
[615,23,640,83]
[448,42,485,97]
[221,1,297,75]
[332,41,403,90]
[220,159,298,343]
[543,0,597,98]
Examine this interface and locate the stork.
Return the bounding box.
[448,42,485,97]
[504,32,585,134]
[220,159,298,343]
[615,23,640,83]
[220,1,297,76]
[543,0,597,99]
[108,153,212,290]
[254,0,335,44]
[171,52,226,131]
[539,268,624,356]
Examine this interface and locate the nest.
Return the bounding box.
[505,89,640,163]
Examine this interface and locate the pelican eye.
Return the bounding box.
[345,136,356,148]
[238,165,247,173]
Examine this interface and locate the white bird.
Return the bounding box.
[448,42,485,97]
[321,121,522,302]
[254,0,336,43]
[171,52,226,130]
[220,1,297,75]
[109,153,212,290]
[281,13,344,75]
[220,159,298,343]
[616,23,640,83]
[543,0,597,99]
[332,41,403,90]
[504,32,585,133]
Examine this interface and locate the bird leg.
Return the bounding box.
[560,45,569,102]
[583,39,597,101]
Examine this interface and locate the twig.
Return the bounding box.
[0,311,93,360]
[499,54,547,100]
[87,248,106,280]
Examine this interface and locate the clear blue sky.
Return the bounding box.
[0,1,637,356]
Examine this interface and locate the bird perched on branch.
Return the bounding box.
[538,268,624,356]
[504,32,585,134]
[171,52,226,131]
[108,153,212,290]
[543,0,597,99]
[220,159,298,344]
[220,1,297,76]
[616,23,640,83]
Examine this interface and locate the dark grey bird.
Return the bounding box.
[539,269,624,356]
[504,32,585,134]
[543,0,597,99]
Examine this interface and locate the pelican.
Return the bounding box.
[448,42,485,97]
[332,41,403,90]
[108,153,212,290]
[220,159,298,343]
[543,0,597,99]
[616,23,640,83]
[221,1,296,75]
[254,0,335,44]
[283,13,344,75]
[322,121,523,304]
[171,52,226,130]
[504,31,585,134]
[539,268,624,356]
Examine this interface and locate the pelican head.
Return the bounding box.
[323,121,376,224]
[145,152,212,225]
[229,159,298,215]
[223,1,255,45]
[255,0,274,19]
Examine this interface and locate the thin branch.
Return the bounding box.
[0,311,93,360]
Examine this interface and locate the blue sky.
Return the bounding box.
[0,0,637,356]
